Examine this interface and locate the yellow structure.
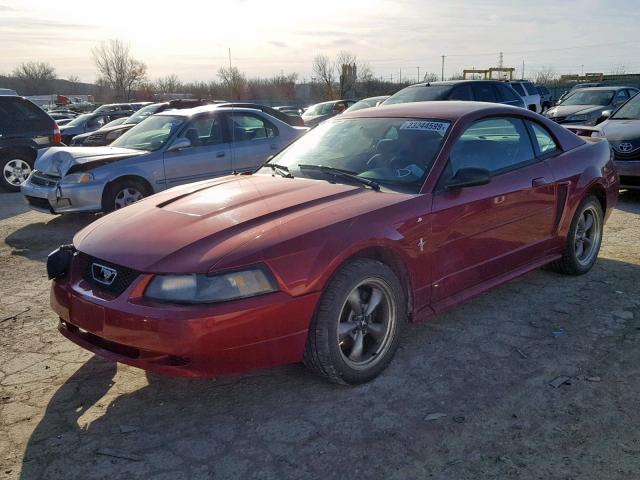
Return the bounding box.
[463,67,515,80]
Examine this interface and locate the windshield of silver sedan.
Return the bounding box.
[110,115,185,151]
[260,117,450,192]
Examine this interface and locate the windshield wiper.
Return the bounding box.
[265,163,293,178]
[298,164,380,191]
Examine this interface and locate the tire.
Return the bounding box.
[304,258,406,385]
[102,178,150,213]
[1,152,34,192]
[549,195,603,275]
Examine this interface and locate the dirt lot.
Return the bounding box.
[1,191,639,480]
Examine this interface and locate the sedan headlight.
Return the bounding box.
[106,130,124,142]
[565,114,590,123]
[60,172,94,184]
[145,267,278,304]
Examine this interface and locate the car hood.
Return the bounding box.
[74,175,412,274]
[546,104,605,118]
[34,146,146,177]
[599,119,640,141]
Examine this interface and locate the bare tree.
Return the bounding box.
[313,54,335,99]
[534,66,558,85]
[12,62,56,94]
[447,71,464,80]
[217,66,247,99]
[423,72,439,83]
[92,40,147,100]
[156,74,182,94]
[610,64,627,76]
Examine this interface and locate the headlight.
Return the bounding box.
[566,114,589,122]
[60,172,94,184]
[106,130,124,142]
[145,267,278,304]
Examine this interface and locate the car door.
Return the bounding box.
[162,112,231,187]
[225,111,283,172]
[430,116,557,304]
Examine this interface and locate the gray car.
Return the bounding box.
[545,86,639,125]
[21,106,307,214]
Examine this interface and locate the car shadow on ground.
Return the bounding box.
[17,257,640,479]
[4,213,97,262]
[616,189,640,214]
[0,193,31,221]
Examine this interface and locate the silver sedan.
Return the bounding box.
[21,106,307,214]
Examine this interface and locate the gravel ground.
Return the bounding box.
[1,190,639,480]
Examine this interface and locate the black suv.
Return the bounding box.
[382,80,526,108]
[71,99,211,147]
[0,96,61,191]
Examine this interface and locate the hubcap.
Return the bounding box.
[574,206,601,266]
[337,278,396,370]
[3,159,31,186]
[114,187,144,209]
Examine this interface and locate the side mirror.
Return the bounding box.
[445,167,491,191]
[595,110,612,125]
[167,137,191,152]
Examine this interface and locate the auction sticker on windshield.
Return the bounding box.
[399,120,449,133]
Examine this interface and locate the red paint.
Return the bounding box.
[53,102,619,377]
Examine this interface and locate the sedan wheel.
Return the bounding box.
[338,279,396,370]
[2,158,32,191]
[304,258,406,384]
[114,187,144,210]
[574,206,601,267]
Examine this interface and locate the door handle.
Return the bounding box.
[216,151,226,158]
[532,177,550,187]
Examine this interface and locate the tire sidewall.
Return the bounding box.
[102,179,148,213]
[0,153,34,192]
[316,260,406,384]
[566,196,603,274]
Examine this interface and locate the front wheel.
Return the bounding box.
[550,195,603,275]
[304,259,406,385]
[102,178,149,213]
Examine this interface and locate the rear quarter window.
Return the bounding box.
[0,98,52,134]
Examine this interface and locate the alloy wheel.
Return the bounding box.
[574,205,601,266]
[114,187,144,209]
[3,159,32,186]
[337,278,397,370]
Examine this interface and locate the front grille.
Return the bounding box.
[550,116,567,123]
[25,195,52,210]
[80,253,141,295]
[30,171,59,187]
[613,150,640,161]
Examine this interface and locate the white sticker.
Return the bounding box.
[399,120,449,133]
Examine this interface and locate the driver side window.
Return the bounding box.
[180,115,224,147]
[449,117,536,175]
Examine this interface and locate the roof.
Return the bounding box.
[341,100,522,122]
[156,105,261,117]
[404,80,505,88]
[573,86,635,92]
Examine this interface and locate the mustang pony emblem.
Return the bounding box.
[92,263,118,285]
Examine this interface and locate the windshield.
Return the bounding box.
[110,114,185,151]
[65,114,91,127]
[304,103,334,116]
[260,117,450,193]
[612,93,640,119]
[561,90,614,106]
[383,85,452,105]
[125,104,162,124]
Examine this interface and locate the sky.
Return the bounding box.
[1,0,639,83]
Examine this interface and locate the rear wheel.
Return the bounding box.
[549,195,603,275]
[102,178,150,213]
[1,153,33,192]
[304,259,406,384]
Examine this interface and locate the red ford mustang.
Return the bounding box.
[48,101,619,384]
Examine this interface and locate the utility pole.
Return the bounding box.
[441,55,446,81]
[499,51,504,68]
[399,67,402,84]
[581,64,585,76]
[521,59,525,80]
[417,66,420,83]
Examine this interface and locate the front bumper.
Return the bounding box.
[51,255,321,377]
[21,173,104,214]
[616,160,640,189]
